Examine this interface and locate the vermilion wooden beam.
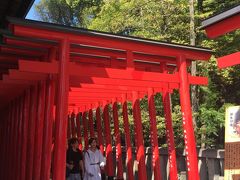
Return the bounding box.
[4,37,181,70]
[17,60,208,85]
[12,24,211,60]
[69,98,121,104]
[71,64,178,82]
[2,66,38,78]
[71,55,111,67]
[69,92,146,100]
[0,63,17,69]
[18,60,58,74]
[0,55,39,64]
[0,78,29,86]
[78,84,144,92]
[217,52,240,69]
[0,46,46,57]
[204,14,240,38]
[0,84,31,91]
[77,84,170,93]
[71,55,177,71]
[4,37,55,49]
[71,77,206,89]
[3,35,196,70]
[0,54,19,59]
[71,45,126,58]
[9,70,48,81]
[71,55,176,72]
[69,96,124,101]
[70,87,145,94]
[71,46,180,66]
[69,91,146,100]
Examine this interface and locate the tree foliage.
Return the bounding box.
[35,0,102,27]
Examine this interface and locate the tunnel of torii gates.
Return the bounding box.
[0,17,212,180]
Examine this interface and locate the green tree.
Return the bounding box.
[35,0,102,27]
[195,0,240,148]
[89,0,190,43]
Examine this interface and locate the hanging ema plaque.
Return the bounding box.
[225,106,240,180]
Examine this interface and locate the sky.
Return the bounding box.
[25,0,41,20]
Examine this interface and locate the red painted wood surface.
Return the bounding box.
[82,111,89,149]
[76,112,83,150]
[121,96,134,180]
[132,91,147,180]
[52,38,70,180]
[204,14,240,38]
[12,24,211,60]
[96,107,104,154]
[41,77,55,180]
[112,101,124,179]
[148,88,162,180]
[33,81,46,180]
[103,103,114,177]
[76,112,81,138]
[217,52,240,69]
[178,55,199,180]
[17,97,24,180]
[21,90,30,180]
[70,112,76,137]
[26,85,38,180]
[88,109,95,137]
[162,91,178,180]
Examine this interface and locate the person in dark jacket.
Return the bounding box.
[66,138,84,180]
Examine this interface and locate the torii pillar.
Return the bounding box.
[52,38,70,180]
[178,55,199,179]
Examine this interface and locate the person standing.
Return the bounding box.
[67,138,84,180]
[84,138,105,180]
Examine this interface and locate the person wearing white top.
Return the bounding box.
[84,138,105,180]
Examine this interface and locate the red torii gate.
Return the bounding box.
[0,17,211,180]
[201,4,240,69]
[201,5,240,180]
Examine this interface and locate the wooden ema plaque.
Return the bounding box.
[225,106,240,180]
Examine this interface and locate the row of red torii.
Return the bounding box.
[0,18,212,180]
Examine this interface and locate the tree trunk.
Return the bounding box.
[189,0,198,131]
